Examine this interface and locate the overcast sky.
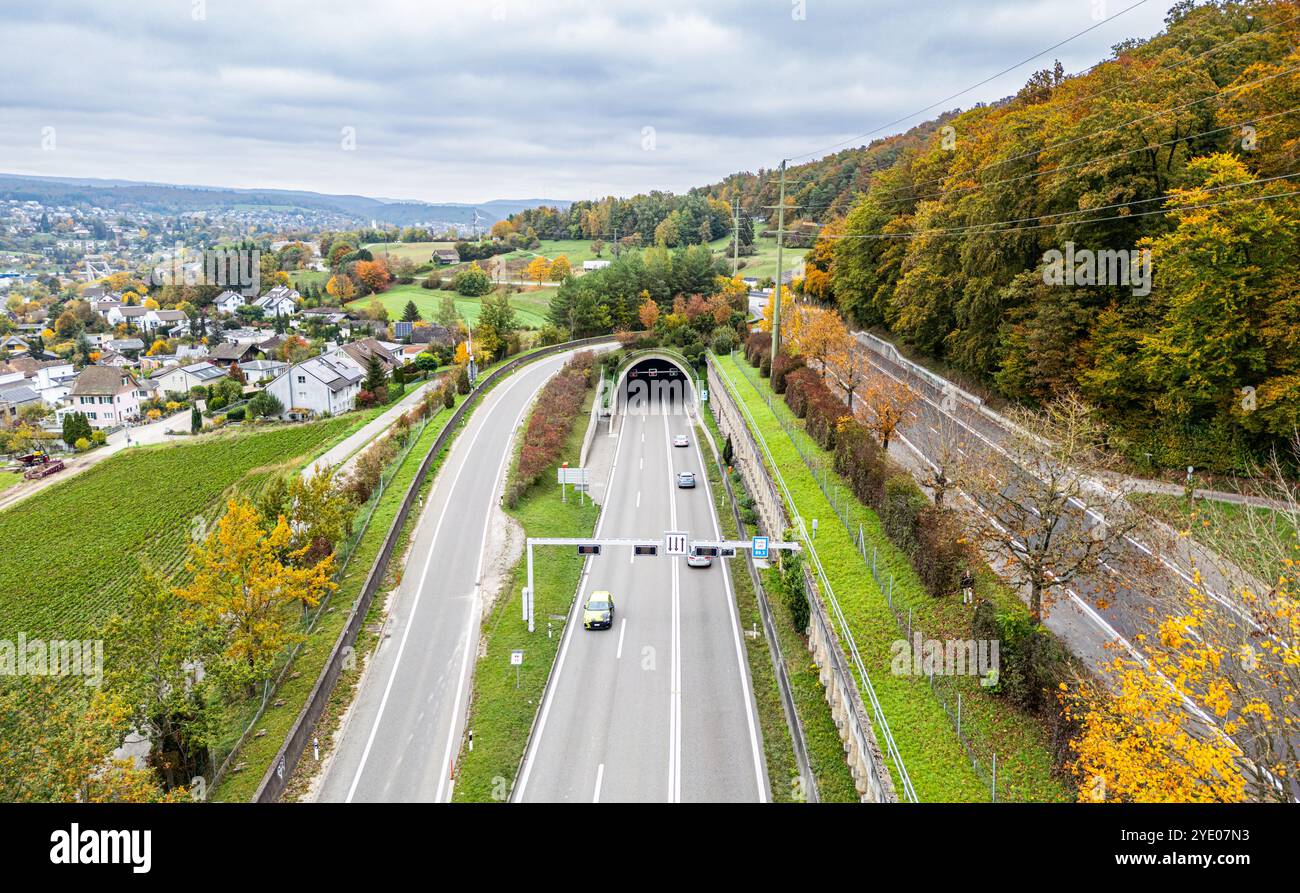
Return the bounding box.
[0,0,1174,204]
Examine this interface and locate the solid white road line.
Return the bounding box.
[616,618,627,659]
[593,763,605,803]
[344,363,546,803]
[513,412,631,801]
[436,383,541,802]
[662,412,682,803]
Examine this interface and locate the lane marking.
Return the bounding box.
[662,412,682,803]
[436,382,541,803]
[593,763,605,803]
[687,409,768,802]
[616,618,627,659]
[514,412,631,801]
[344,358,556,803]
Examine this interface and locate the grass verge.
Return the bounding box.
[714,352,1069,802]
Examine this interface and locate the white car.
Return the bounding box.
[673,434,689,447]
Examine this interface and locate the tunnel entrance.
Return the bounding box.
[618,355,695,416]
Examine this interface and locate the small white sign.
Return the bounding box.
[510,649,524,666]
[665,531,689,556]
[557,467,589,485]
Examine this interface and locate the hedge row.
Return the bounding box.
[829,418,970,600]
[743,331,771,367]
[507,351,596,506]
[783,366,848,451]
[771,352,804,394]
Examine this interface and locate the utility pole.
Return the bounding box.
[731,197,740,278]
[772,159,787,360]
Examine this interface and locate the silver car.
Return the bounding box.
[676,471,696,488]
[673,434,689,447]
[686,548,712,568]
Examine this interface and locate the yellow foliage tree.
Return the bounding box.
[527,256,552,283]
[638,291,660,330]
[176,499,335,691]
[548,255,572,281]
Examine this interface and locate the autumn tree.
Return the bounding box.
[957,392,1139,622]
[637,291,660,330]
[548,254,572,281]
[326,273,355,302]
[0,678,185,802]
[855,369,917,453]
[102,565,212,787]
[177,499,335,694]
[527,256,553,283]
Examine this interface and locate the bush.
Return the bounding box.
[774,552,810,633]
[743,331,771,367]
[759,354,771,378]
[783,367,844,449]
[882,474,927,557]
[771,352,804,394]
[74,437,90,452]
[443,385,455,409]
[226,406,246,422]
[457,366,470,394]
[912,505,968,598]
[710,327,737,355]
[248,391,284,419]
[505,351,595,507]
[833,419,887,509]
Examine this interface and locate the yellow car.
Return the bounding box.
[583,591,615,630]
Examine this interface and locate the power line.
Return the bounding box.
[865,59,1300,206]
[820,180,1300,241]
[868,101,1300,211]
[786,0,1154,162]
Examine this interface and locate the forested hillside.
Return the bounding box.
[720,1,1300,472]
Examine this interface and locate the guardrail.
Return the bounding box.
[251,335,616,802]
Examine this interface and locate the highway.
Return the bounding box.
[315,349,593,803]
[514,376,767,802]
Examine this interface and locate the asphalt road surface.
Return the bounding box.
[316,349,591,803]
[513,388,767,803]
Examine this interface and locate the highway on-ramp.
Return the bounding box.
[316,348,594,803]
[514,383,767,803]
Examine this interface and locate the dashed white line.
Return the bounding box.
[616,618,627,659]
[593,763,605,803]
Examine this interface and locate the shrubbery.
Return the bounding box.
[771,351,804,394]
[783,367,846,450]
[743,331,770,367]
[506,351,596,507]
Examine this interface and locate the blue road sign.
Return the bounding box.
[752,536,769,559]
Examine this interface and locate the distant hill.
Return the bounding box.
[0,173,568,227]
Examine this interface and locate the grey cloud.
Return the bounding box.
[0,0,1172,202]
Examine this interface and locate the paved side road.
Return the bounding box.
[303,378,440,481]
[315,350,593,802]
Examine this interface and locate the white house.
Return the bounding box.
[582,260,611,271]
[141,309,189,333]
[105,305,149,327]
[265,353,364,418]
[214,290,246,315]
[61,366,147,429]
[253,285,300,318]
[153,361,229,396]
